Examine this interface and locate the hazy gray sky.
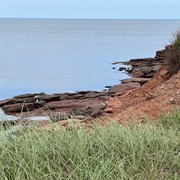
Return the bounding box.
[1,0,180,19]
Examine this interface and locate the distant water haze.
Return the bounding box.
[1,19,180,99]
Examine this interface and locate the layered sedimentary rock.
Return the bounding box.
[1,45,174,121]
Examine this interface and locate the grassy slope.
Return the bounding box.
[0,110,179,180]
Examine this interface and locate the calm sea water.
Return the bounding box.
[1,19,180,99]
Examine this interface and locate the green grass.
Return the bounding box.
[171,29,180,50]
[0,110,179,180]
[168,29,180,76]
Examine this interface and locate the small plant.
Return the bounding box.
[171,29,180,50]
[168,29,180,76]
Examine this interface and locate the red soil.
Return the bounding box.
[101,65,180,124]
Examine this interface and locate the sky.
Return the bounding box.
[0,0,180,19]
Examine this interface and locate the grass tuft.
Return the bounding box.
[168,29,180,76]
[0,110,179,179]
[170,29,180,50]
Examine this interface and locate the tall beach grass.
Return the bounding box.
[171,29,180,50]
[0,110,179,179]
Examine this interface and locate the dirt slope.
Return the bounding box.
[102,65,180,124]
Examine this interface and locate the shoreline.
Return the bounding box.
[0,45,171,125]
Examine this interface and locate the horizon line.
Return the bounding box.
[1,17,180,20]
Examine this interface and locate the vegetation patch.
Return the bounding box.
[168,29,180,76]
[171,29,180,50]
[0,110,179,179]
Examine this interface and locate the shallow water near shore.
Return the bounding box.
[0,108,50,121]
[1,19,180,99]
[0,108,18,121]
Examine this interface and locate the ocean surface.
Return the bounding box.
[1,19,180,100]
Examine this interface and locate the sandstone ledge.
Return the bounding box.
[1,45,173,123]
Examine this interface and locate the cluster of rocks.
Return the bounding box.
[115,45,172,78]
[1,45,173,124]
[0,80,147,122]
[0,91,114,120]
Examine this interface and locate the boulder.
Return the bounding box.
[0,98,15,107]
[110,82,141,93]
[2,103,34,113]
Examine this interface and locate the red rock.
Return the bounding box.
[38,95,60,102]
[0,98,15,107]
[15,97,36,103]
[145,72,155,77]
[85,92,100,98]
[46,99,106,110]
[110,82,141,93]
[2,103,34,113]
[153,65,163,72]
[34,100,46,107]
[59,94,69,100]
[142,67,153,74]
[121,78,149,85]
[13,93,40,99]
[132,71,145,77]
[104,108,113,113]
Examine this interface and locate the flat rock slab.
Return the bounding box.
[46,99,107,110]
[121,78,149,85]
[38,95,60,102]
[110,82,141,93]
[0,98,15,107]
[13,93,43,99]
[15,97,36,103]
[2,103,35,114]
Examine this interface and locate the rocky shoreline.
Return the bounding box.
[0,45,171,127]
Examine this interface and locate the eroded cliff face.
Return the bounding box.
[103,46,180,124]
